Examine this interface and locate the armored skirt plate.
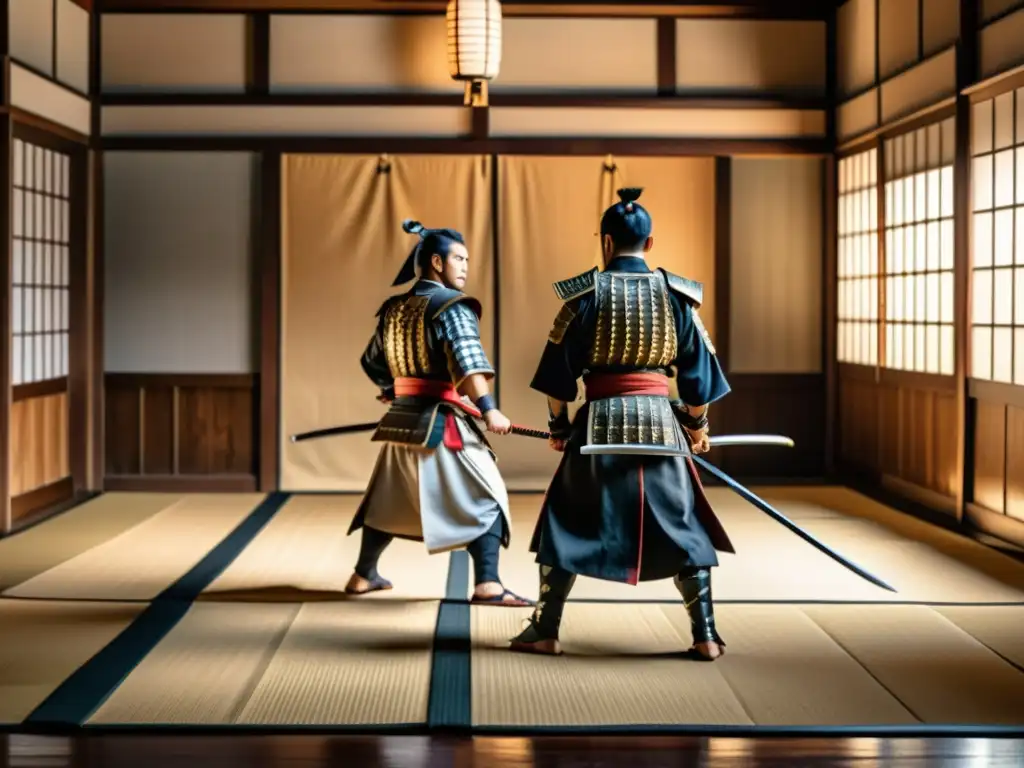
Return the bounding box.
[583,395,690,457]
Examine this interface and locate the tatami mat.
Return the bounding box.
[0,494,186,593]
[0,598,145,724]
[200,495,450,602]
[492,487,1024,604]
[4,494,266,601]
[89,600,438,726]
[471,603,1024,727]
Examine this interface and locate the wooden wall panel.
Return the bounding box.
[884,385,958,498]
[837,89,880,141]
[922,0,959,56]
[966,386,1024,545]
[9,0,55,77]
[837,0,877,97]
[9,391,72,523]
[837,368,958,503]
[674,20,826,95]
[102,14,248,92]
[56,0,90,94]
[1007,406,1024,521]
[979,6,1024,79]
[706,374,825,479]
[270,15,462,94]
[102,106,473,138]
[973,399,1007,513]
[10,64,92,138]
[487,107,825,140]
[104,373,256,491]
[837,371,880,473]
[878,0,920,80]
[879,48,957,124]
[981,0,1023,23]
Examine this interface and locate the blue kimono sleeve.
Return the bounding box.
[529,295,594,403]
[671,294,730,406]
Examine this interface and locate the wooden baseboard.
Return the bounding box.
[104,474,258,493]
[965,502,1024,550]
[11,477,75,524]
[841,474,964,534]
[880,474,958,517]
[3,481,96,537]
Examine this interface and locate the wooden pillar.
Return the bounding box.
[953,0,979,522]
[0,0,12,532]
[88,1,105,490]
[258,151,281,492]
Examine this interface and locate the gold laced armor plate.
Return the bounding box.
[585,271,689,456]
[381,295,435,378]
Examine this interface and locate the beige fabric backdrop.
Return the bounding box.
[494,156,716,491]
[280,154,495,491]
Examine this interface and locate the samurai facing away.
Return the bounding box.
[511,188,735,660]
[346,219,531,607]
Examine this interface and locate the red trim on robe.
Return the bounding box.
[685,457,736,554]
[442,412,464,450]
[626,465,646,586]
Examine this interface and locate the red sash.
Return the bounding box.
[393,377,481,450]
[583,372,670,401]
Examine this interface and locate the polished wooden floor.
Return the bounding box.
[4,735,1024,767]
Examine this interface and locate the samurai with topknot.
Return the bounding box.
[510,188,735,659]
[345,219,531,607]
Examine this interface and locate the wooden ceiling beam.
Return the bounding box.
[99,0,835,20]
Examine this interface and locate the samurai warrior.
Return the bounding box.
[346,219,531,607]
[510,188,735,660]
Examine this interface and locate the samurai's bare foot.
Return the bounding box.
[344,572,393,595]
[471,581,533,607]
[691,641,725,661]
[509,620,562,655]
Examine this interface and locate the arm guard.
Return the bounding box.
[435,300,495,387]
[548,402,573,440]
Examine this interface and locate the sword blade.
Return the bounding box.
[290,420,551,443]
[709,434,795,448]
[291,422,380,443]
[691,455,898,593]
[580,434,796,456]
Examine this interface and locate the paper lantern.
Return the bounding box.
[446,0,502,106]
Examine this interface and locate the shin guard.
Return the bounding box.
[673,567,725,647]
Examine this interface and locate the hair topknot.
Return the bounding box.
[601,187,652,249]
[617,187,644,204]
[402,219,425,236]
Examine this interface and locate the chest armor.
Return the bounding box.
[588,271,678,369]
[381,294,441,379]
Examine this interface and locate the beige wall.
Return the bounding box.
[730,158,824,374]
[103,152,257,374]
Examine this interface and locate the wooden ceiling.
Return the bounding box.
[99,0,837,20]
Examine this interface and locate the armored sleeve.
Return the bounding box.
[671,294,730,407]
[529,295,595,403]
[359,316,394,391]
[435,300,495,386]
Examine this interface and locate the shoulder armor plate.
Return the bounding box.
[430,290,482,320]
[375,296,399,317]
[659,269,703,308]
[552,268,598,301]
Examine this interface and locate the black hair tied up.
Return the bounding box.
[617,187,643,212]
[402,219,425,236]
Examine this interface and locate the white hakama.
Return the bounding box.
[354,414,511,554]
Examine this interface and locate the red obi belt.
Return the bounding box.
[582,372,671,401]
[393,377,480,450]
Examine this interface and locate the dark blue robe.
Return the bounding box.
[528,256,734,584]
